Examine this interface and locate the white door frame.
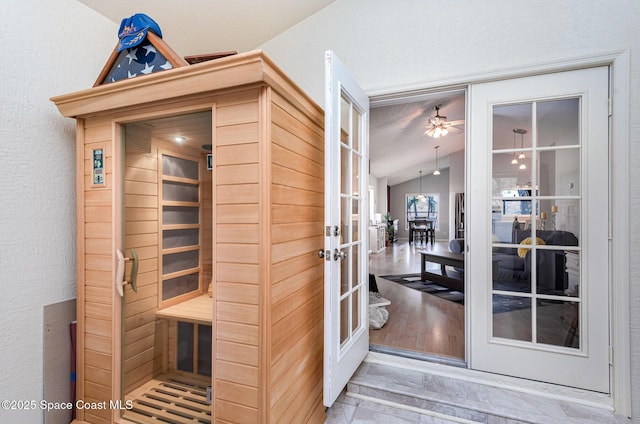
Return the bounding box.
[368,50,630,416]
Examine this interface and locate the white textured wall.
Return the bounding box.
[260,0,640,420]
[0,1,115,422]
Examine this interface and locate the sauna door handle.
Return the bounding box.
[116,248,139,297]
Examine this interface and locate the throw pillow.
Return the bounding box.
[517,237,545,258]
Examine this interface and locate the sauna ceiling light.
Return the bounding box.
[173,136,186,143]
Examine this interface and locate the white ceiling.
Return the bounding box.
[80,0,467,186]
[370,92,466,186]
[78,0,336,55]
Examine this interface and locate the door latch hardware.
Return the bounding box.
[318,249,331,261]
[325,225,341,237]
[333,249,347,261]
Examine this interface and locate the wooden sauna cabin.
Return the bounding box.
[51,49,325,424]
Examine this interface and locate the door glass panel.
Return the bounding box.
[492,246,531,293]
[341,247,350,295]
[341,94,351,146]
[537,149,580,197]
[537,98,580,147]
[493,295,531,341]
[341,197,350,244]
[352,244,359,287]
[351,288,360,332]
[537,300,580,348]
[351,199,359,242]
[490,99,582,350]
[341,146,350,194]
[535,248,580,296]
[352,108,361,153]
[340,297,349,345]
[542,199,581,239]
[492,103,532,150]
[352,152,360,196]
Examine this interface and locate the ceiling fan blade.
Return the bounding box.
[447,119,466,126]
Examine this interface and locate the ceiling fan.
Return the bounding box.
[424,105,463,138]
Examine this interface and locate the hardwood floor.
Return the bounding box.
[369,241,465,360]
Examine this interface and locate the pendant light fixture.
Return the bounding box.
[416,171,426,201]
[511,129,519,165]
[514,128,527,169]
[433,145,441,175]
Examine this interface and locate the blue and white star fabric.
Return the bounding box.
[102,40,173,84]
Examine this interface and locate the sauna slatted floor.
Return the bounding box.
[125,374,211,423]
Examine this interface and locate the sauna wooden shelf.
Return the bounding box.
[155,295,212,325]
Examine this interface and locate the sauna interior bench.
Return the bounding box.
[155,295,212,325]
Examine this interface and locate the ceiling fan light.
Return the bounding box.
[441,127,448,136]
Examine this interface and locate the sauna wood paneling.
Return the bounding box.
[123,147,161,394]
[79,119,114,423]
[268,91,324,423]
[214,90,262,420]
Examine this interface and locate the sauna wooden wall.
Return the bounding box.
[211,86,325,423]
[213,88,262,422]
[79,116,115,424]
[123,145,162,394]
[268,91,325,423]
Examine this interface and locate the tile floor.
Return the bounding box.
[325,353,631,424]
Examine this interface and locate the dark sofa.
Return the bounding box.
[450,229,578,294]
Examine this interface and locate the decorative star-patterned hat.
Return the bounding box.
[117,13,163,53]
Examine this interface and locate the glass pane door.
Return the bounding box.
[469,66,610,392]
[323,50,369,407]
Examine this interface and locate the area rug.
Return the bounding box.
[379,273,465,304]
[379,273,531,314]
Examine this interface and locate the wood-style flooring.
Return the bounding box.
[368,241,465,360]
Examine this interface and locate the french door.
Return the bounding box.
[468,67,610,392]
[323,50,370,406]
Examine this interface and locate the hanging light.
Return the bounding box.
[433,145,441,175]
[515,128,527,164]
[511,129,519,165]
[416,171,426,201]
